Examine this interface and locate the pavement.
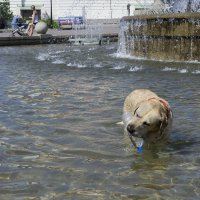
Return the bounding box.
[0,21,120,46]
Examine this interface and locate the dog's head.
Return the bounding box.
[125,99,171,143]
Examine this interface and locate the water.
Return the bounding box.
[71,24,102,45]
[0,44,200,199]
[170,0,200,12]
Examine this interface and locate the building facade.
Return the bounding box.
[9,0,155,20]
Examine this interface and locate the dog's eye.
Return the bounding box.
[136,113,142,118]
[143,122,150,126]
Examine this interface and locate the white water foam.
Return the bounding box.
[29,92,42,98]
[67,62,75,67]
[52,59,65,64]
[162,67,200,74]
[192,70,200,74]
[89,47,97,51]
[66,62,86,68]
[129,66,143,72]
[111,65,125,70]
[94,64,103,68]
[106,46,115,50]
[36,53,50,61]
[162,67,176,71]
[54,50,65,54]
[77,64,87,68]
[178,69,188,73]
[113,52,200,64]
[73,49,81,52]
[111,52,144,60]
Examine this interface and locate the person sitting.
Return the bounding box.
[26,5,39,36]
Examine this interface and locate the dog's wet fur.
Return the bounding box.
[123,89,173,148]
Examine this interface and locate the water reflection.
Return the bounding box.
[0,44,199,199]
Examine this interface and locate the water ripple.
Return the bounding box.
[0,44,199,199]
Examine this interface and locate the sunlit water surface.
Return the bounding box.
[0,44,200,200]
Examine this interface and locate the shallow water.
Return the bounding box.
[0,44,200,200]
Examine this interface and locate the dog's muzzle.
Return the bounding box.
[126,124,141,138]
[126,124,144,148]
[127,124,137,136]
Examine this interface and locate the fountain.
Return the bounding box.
[69,23,102,45]
[118,0,200,62]
[170,0,200,12]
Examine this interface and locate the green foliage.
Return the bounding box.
[42,19,59,29]
[0,0,13,21]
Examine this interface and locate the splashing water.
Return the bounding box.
[117,1,200,62]
[117,19,129,56]
[170,0,200,12]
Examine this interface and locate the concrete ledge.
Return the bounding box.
[0,33,118,46]
[0,34,54,46]
[122,12,200,20]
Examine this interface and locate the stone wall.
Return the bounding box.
[120,13,200,61]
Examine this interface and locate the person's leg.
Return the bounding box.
[28,24,34,36]
[26,23,31,34]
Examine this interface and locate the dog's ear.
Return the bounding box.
[159,115,168,138]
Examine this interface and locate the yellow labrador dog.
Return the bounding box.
[122,89,172,149]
